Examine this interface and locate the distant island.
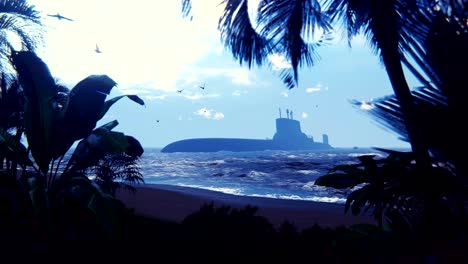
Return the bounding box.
[161,109,333,153]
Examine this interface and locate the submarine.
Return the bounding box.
[161,109,333,153]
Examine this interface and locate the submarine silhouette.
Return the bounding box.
[161,114,333,153]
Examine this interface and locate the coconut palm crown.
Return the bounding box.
[0,0,43,73]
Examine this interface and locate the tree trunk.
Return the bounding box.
[381,48,431,170]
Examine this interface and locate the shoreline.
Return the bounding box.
[116,183,377,230]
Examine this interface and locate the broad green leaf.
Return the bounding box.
[99,120,119,131]
[98,94,145,121]
[125,135,144,157]
[50,75,118,159]
[67,126,133,171]
[0,129,32,167]
[10,51,57,173]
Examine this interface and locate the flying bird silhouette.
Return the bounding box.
[177,89,183,93]
[47,13,73,21]
[199,83,205,90]
[95,44,102,53]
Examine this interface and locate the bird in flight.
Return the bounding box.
[95,44,102,53]
[177,89,183,93]
[156,120,160,123]
[199,83,206,90]
[47,13,73,21]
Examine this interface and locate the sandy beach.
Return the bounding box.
[116,184,377,230]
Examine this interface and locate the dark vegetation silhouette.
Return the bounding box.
[0,0,43,74]
[315,0,468,237]
[1,0,467,260]
[0,51,146,257]
[181,0,468,258]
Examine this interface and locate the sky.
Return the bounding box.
[27,0,416,149]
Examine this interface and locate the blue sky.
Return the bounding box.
[28,0,416,149]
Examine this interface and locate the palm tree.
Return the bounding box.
[329,3,468,234]
[92,153,144,197]
[324,0,436,170]
[355,2,468,174]
[0,0,43,73]
[181,0,435,169]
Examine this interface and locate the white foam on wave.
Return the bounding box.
[302,181,326,190]
[177,184,243,196]
[296,169,319,175]
[347,152,386,158]
[248,170,268,177]
[250,193,346,203]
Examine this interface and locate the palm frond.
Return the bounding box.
[0,0,42,24]
[92,153,144,196]
[181,0,192,18]
[218,0,270,68]
[260,0,331,87]
[0,0,43,72]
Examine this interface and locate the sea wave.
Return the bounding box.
[139,148,387,203]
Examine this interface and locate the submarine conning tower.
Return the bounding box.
[272,118,310,143]
[322,134,329,145]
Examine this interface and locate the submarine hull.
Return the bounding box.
[161,138,332,153]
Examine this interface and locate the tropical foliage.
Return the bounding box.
[314,1,468,237]
[182,0,332,89]
[315,149,466,239]
[182,0,468,239]
[0,0,43,73]
[0,51,146,240]
[355,1,468,176]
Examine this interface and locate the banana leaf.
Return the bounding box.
[10,51,57,173]
[50,75,118,159]
[66,121,142,171]
[0,128,32,168]
[98,94,145,121]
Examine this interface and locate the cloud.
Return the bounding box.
[301,112,308,119]
[232,90,248,96]
[213,112,225,120]
[118,88,152,95]
[183,93,220,100]
[31,0,225,95]
[195,107,225,120]
[306,87,321,93]
[184,94,203,100]
[181,67,256,86]
[232,90,242,96]
[143,95,167,101]
[306,83,325,93]
[268,54,291,70]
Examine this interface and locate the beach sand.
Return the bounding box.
[116,184,377,230]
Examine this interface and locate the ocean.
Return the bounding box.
[139,148,392,204]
